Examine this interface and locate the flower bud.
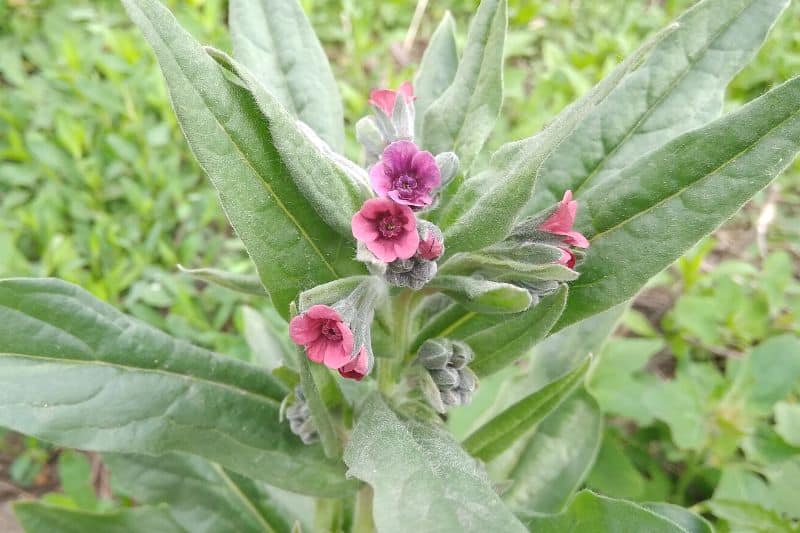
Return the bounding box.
[416,338,451,370]
[417,220,444,261]
[429,367,459,389]
[435,152,459,186]
[286,386,318,444]
[384,256,437,290]
[440,389,460,407]
[449,340,474,369]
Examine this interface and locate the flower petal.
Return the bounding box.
[369,161,393,197]
[289,314,321,345]
[410,150,441,188]
[369,89,397,115]
[382,140,418,175]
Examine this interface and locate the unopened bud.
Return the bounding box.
[286,386,318,444]
[429,368,459,389]
[449,340,474,369]
[385,257,437,289]
[435,152,460,186]
[417,338,451,370]
[417,221,444,261]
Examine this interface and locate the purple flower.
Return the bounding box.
[370,140,441,207]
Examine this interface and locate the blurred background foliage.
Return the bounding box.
[1,0,799,530]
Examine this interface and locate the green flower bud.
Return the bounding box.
[286,386,318,444]
[416,338,451,370]
[449,340,474,369]
[429,368,459,389]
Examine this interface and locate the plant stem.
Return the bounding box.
[353,485,375,533]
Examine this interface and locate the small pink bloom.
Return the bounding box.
[352,198,420,262]
[539,190,589,248]
[369,81,414,115]
[289,305,354,369]
[418,233,443,261]
[370,140,440,207]
[338,347,369,381]
[557,248,577,269]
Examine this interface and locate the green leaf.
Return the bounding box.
[344,394,527,533]
[57,451,98,511]
[435,16,677,255]
[558,75,800,329]
[726,334,800,414]
[440,250,578,283]
[241,305,291,370]
[414,11,458,138]
[229,0,344,152]
[464,285,568,377]
[0,278,355,497]
[528,0,790,214]
[177,265,265,297]
[14,502,185,533]
[640,504,714,533]
[105,453,293,533]
[707,500,793,533]
[775,401,800,446]
[427,275,532,314]
[463,357,590,461]
[501,390,603,514]
[520,491,690,532]
[122,0,362,316]
[421,0,506,171]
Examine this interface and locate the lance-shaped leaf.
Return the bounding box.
[105,453,294,533]
[436,17,677,254]
[520,491,698,532]
[14,503,185,533]
[0,278,355,497]
[122,0,363,317]
[229,0,345,152]
[421,0,506,171]
[177,265,265,297]
[427,275,532,314]
[440,250,578,283]
[558,75,800,329]
[344,394,528,533]
[463,357,589,461]
[414,11,458,137]
[642,503,714,533]
[528,0,790,214]
[500,390,603,514]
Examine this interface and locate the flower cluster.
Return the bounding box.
[351,83,448,290]
[416,338,478,411]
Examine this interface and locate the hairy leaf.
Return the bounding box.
[0,278,354,497]
[344,394,527,533]
[463,357,590,461]
[14,503,185,533]
[427,275,532,314]
[559,75,800,329]
[177,265,265,297]
[421,0,506,171]
[229,0,344,151]
[122,0,362,316]
[414,11,458,138]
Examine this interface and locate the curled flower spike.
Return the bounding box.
[289,305,354,370]
[370,140,441,207]
[369,81,414,116]
[352,197,420,262]
[338,347,369,381]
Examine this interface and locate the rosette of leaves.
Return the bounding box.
[1,0,799,531]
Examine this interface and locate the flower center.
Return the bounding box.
[320,320,342,341]
[394,174,418,199]
[377,214,405,238]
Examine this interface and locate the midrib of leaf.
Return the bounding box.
[0,352,281,408]
[211,463,276,533]
[570,0,753,196]
[575,103,800,289]
[135,3,339,279]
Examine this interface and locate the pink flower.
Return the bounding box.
[289,305,354,369]
[418,232,443,261]
[539,190,590,248]
[352,198,420,262]
[369,81,414,115]
[557,248,578,269]
[370,140,440,207]
[338,347,369,381]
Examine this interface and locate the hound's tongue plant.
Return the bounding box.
[2,0,799,531]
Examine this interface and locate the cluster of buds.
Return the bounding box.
[286,385,317,444]
[416,338,478,411]
[351,83,457,291]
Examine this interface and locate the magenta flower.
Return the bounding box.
[370,140,441,207]
[352,197,420,262]
[338,347,369,381]
[289,305,354,369]
[556,248,578,269]
[538,190,590,248]
[369,81,414,115]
